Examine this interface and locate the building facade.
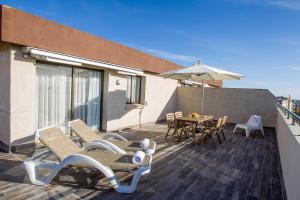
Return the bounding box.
[0,5,221,150]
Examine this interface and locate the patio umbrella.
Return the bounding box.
[160,63,244,114]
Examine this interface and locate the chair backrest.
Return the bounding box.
[175,111,183,118]
[166,113,175,121]
[221,116,228,128]
[38,127,81,161]
[68,119,100,143]
[216,118,223,130]
[247,115,259,126]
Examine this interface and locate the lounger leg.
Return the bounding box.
[233,126,238,134]
[115,164,151,193]
[260,127,265,137]
[246,128,250,137]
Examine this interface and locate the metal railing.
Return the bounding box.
[278,103,300,126]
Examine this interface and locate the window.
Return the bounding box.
[126,75,141,104]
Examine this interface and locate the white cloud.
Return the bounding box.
[267,0,300,11]
[291,66,300,71]
[143,48,197,63]
[230,0,300,11]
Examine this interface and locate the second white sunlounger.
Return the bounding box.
[68,119,156,155]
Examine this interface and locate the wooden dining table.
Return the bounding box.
[173,115,214,142]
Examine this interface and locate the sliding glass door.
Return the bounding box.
[36,63,103,132]
[36,63,72,130]
[73,69,102,130]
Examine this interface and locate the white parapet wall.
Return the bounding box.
[276,109,300,200]
[177,87,277,127]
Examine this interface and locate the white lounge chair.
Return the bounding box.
[233,115,264,137]
[24,127,152,193]
[68,119,156,155]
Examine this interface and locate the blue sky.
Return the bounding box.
[1,0,300,98]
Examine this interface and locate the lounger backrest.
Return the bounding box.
[38,127,81,161]
[166,113,175,121]
[247,115,258,126]
[175,111,183,118]
[69,119,100,143]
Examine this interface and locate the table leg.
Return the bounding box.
[193,122,197,143]
[177,121,184,142]
[165,125,171,139]
[177,128,182,142]
[172,120,178,136]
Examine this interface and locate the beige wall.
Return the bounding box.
[0,43,35,144]
[10,46,36,143]
[276,109,300,200]
[177,87,277,127]
[0,43,36,146]
[104,71,178,131]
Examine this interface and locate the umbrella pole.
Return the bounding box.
[202,81,204,114]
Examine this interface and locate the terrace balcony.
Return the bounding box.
[0,87,299,200]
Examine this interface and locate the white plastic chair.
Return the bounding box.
[233,115,264,137]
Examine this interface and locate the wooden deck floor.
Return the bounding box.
[0,123,285,200]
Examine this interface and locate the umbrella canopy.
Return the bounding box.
[160,63,244,113]
[160,63,244,82]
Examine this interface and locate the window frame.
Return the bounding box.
[126,75,142,104]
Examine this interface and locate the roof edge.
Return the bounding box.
[0,4,182,74]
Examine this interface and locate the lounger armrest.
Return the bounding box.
[82,142,117,154]
[91,139,127,154]
[145,142,156,155]
[146,155,153,166]
[102,133,128,141]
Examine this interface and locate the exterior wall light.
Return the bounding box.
[116,80,120,85]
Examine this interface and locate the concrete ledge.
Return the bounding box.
[276,109,300,200]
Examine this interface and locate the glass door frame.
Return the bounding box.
[71,66,104,131]
[36,61,104,131]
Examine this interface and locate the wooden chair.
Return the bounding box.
[175,111,183,119]
[203,117,223,147]
[176,120,193,141]
[165,113,175,139]
[219,116,228,140]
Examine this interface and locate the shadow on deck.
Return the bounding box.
[0,123,285,200]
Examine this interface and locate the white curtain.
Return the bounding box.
[126,75,141,103]
[36,64,72,130]
[87,71,100,130]
[73,69,89,123]
[74,69,101,130]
